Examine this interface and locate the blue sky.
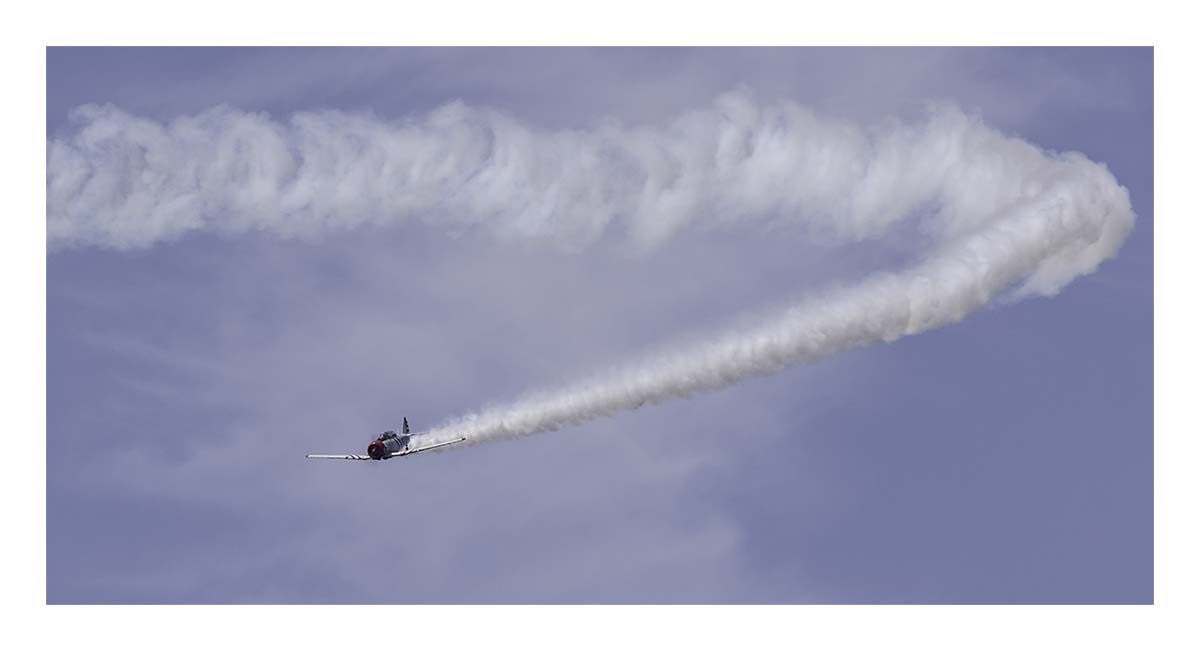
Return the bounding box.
[46,47,1152,603]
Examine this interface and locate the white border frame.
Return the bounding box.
[5,2,1194,649]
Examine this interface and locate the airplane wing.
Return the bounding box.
[305,437,467,461]
[396,436,468,456]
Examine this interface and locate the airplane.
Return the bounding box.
[306,418,467,461]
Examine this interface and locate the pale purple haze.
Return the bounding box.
[47,47,1152,603]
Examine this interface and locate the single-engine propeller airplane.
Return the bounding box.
[306,418,467,461]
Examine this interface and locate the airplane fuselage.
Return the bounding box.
[366,431,411,459]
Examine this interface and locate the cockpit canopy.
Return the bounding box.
[378,430,398,441]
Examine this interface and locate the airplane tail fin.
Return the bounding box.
[403,417,409,434]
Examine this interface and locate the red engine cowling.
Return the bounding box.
[367,440,387,460]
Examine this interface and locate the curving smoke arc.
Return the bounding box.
[46,91,1135,448]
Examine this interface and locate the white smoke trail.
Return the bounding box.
[46,91,1134,447]
[425,172,1130,445]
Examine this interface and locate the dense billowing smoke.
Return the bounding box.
[47,92,1134,447]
